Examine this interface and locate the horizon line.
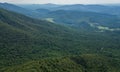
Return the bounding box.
[0,2,120,5]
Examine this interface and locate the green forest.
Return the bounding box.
[0,3,120,72]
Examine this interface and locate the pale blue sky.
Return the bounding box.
[0,0,120,4]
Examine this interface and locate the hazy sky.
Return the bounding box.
[0,0,120,4]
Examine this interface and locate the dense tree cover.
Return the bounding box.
[1,54,120,72]
[0,8,120,72]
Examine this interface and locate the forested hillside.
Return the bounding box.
[0,8,78,67]
[0,4,120,72]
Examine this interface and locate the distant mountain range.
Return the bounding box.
[18,3,120,16]
[17,3,61,10]
[49,4,120,16]
[1,3,120,18]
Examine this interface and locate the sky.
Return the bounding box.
[0,0,120,4]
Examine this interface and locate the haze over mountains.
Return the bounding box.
[0,2,120,72]
[18,3,120,16]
